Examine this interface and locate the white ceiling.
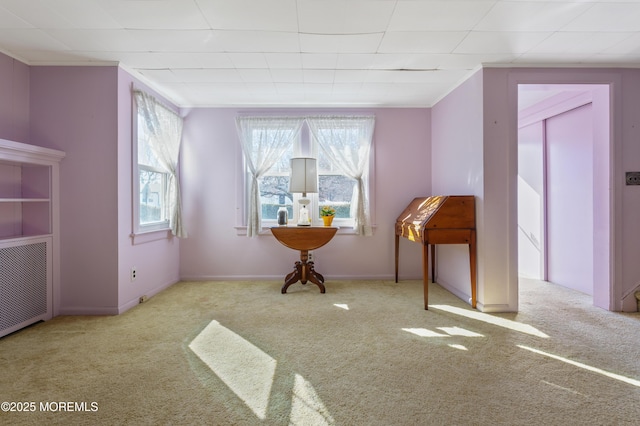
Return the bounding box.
[1,0,639,108]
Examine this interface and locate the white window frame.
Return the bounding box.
[133,105,171,235]
[240,120,374,232]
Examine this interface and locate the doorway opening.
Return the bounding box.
[517,84,611,309]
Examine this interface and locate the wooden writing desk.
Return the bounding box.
[395,196,477,310]
[271,226,338,294]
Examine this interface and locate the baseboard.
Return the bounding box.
[117,280,178,314]
[179,274,404,281]
[57,280,178,316]
[58,306,120,315]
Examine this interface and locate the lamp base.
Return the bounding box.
[297,198,311,226]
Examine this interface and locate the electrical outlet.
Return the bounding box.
[626,171,640,185]
[308,251,314,262]
[131,267,137,282]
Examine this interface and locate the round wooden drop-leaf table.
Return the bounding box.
[270,226,338,293]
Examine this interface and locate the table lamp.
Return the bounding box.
[289,157,318,226]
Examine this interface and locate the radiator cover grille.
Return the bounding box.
[0,241,48,333]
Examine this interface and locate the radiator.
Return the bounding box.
[0,238,51,338]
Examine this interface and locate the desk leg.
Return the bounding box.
[281,251,326,294]
[395,234,399,283]
[423,243,429,310]
[469,230,477,309]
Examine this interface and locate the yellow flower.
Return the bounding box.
[320,206,336,216]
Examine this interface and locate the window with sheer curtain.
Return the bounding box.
[133,89,186,238]
[237,116,374,236]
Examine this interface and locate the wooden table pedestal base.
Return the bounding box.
[282,252,326,293]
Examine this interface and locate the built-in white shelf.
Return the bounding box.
[0,138,65,338]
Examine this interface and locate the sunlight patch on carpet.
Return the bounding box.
[189,320,276,420]
[430,305,549,338]
[448,344,468,351]
[333,304,349,310]
[290,373,335,425]
[437,326,484,337]
[402,328,449,337]
[519,345,640,388]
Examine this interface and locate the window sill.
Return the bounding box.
[130,229,173,245]
[234,224,373,237]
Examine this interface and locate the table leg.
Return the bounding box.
[281,251,326,294]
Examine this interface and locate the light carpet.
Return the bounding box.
[1,278,639,425]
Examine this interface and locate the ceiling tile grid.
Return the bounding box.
[0,0,639,107]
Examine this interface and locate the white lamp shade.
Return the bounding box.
[289,157,318,194]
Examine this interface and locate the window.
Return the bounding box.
[137,120,169,228]
[133,89,185,237]
[238,116,374,236]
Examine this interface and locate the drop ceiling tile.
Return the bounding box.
[512,53,594,63]
[601,33,640,55]
[0,0,92,29]
[96,0,208,30]
[562,3,640,32]
[125,29,231,52]
[332,83,363,94]
[300,33,383,54]
[275,83,306,95]
[137,68,182,83]
[388,1,494,31]
[270,69,303,83]
[47,29,135,51]
[238,68,273,83]
[95,51,164,68]
[0,5,34,28]
[364,70,396,83]
[455,31,552,55]
[171,68,243,83]
[227,53,268,69]
[336,54,376,70]
[149,52,234,68]
[197,0,298,32]
[529,32,633,54]
[181,82,248,97]
[474,2,592,32]
[215,30,299,53]
[303,69,335,84]
[244,83,278,96]
[15,49,113,64]
[334,70,368,84]
[370,54,413,70]
[302,53,337,69]
[435,53,518,69]
[0,28,69,52]
[297,0,394,34]
[265,53,302,69]
[378,32,468,54]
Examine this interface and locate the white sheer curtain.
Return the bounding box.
[133,90,186,238]
[236,117,304,237]
[307,116,375,236]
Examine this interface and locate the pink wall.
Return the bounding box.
[30,66,120,313]
[179,108,431,281]
[431,71,488,308]
[116,69,181,312]
[0,53,29,142]
[28,65,181,314]
[545,104,594,295]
